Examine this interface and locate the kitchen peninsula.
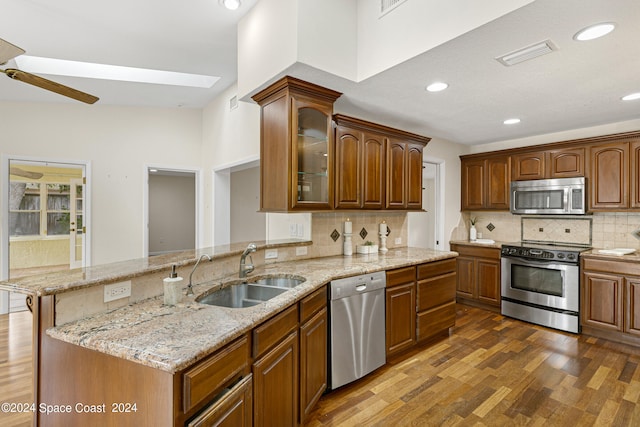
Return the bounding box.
[0,241,457,426]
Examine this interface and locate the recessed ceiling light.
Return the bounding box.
[503,118,521,125]
[15,55,220,88]
[426,82,448,92]
[221,0,241,10]
[573,22,616,41]
[622,92,640,101]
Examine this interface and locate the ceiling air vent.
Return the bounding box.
[379,0,408,18]
[496,39,557,66]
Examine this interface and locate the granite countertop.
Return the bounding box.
[47,247,457,374]
[581,248,640,261]
[449,239,507,249]
[0,239,310,297]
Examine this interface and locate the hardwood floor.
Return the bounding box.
[0,310,33,427]
[306,304,640,426]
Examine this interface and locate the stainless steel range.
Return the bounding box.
[500,242,589,333]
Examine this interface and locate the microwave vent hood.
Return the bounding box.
[510,177,586,215]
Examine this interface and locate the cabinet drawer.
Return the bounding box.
[417,259,456,280]
[451,244,500,260]
[583,258,640,276]
[253,304,299,358]
[416,302,456,342]
[300,286,327,323]
[417,272,456,311]
[386,266,416,287]
[186,375,253,427]
[183,335,250,414]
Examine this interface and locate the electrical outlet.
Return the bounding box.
[104,281,132,303]
[296,223,304,238]
[394,237,402,245]
[265,249,278,259]
[296,246,308,256]
[290,224,297,237]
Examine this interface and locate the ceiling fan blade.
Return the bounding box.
[0,38,25,64]
[3,68,99,104]
[10,167,44,180]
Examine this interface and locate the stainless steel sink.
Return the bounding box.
[250,276,305,288]
[197,282,288,308]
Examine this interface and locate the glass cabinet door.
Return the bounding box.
[294,103,332,208]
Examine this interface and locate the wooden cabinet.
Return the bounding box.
[252,76,341,212]
[333,114,429,210]
[416,259,457,342]
[581,256,640,346]
[450,243,501,310]
[630,141,640,208]
[252,305,299,427]
[298,286,328,424]
[334,117,386,209]
[511,147,584,180]
[589,141,629,210]
[461,155,510,210]
[385,266,416,357]
[186,376,252,427]
[385,259,457,357]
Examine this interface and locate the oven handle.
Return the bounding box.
[501,255,575,269]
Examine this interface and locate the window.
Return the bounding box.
[10,183,71,237]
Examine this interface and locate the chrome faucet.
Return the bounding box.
[186,254,213,296]
[239,243,257,278]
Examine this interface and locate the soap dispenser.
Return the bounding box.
[163,264,183,306]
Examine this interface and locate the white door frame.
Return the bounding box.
[408,158,445,250]
[142,164,203,257]
[1,154,92,314]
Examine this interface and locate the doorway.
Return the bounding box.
[2,158,89,313]
[145,168,199,256]
[408,161,444,250]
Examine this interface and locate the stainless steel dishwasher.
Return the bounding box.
[329,271,386,389]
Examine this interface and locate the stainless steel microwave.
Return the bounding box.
[510,177,586,215]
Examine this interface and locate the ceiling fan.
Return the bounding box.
[0,38,99,104]
[10,167,44,180]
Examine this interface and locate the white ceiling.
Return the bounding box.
[1,0,639,146]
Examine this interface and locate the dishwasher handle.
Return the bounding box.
[355,284,367,292]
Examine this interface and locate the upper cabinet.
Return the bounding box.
[512,147,584,181]
[333,115,429,211]
[589,141,629,210]
[461,155,510,211]
[252,76,342,212]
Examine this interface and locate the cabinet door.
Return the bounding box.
[582,272,623,332]
[590,142,629,210]
[291,97,334,210]
[512,152,545,181]
[253,331,298,427]
[486,156,510,209]
[406,142,424,209]
[385,283,416,356]
[455,257,475,299]
[386,139,407,209]
[631,141,640,208]
[362,132,386,209]
[299,308,327,423]
[477,259,501,306]
[335,126,362,209]
[461,159,485,210]
[548,147,584,178]
[186,375,252,427]
[625,278,640,337]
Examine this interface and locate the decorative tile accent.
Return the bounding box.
[486,223,495,232]
[330,229,340,242]
[385,226,391,236]
[359,227,368,240]
[632,227,640,241]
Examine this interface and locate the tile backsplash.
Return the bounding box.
[455,211,640,249]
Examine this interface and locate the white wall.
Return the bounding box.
[0,102,202,265]
[230,166,265,243]
[355,0,534,81]
[237,0,298,98]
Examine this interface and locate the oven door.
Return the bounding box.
[501,256,579,312]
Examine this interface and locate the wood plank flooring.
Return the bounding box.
[305,304,640,426]
[0,310,33,427]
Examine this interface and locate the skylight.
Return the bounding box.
[15,55,220,88]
